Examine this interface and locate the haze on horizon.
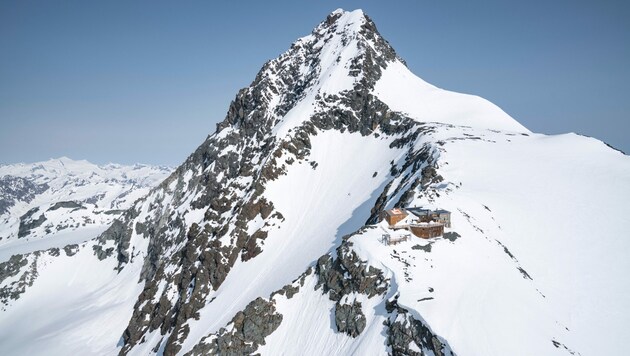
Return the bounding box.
[1,0,628,166]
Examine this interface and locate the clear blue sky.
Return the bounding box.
[1,0,628,165]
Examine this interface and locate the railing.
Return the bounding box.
[381,234,410,245]
[389,222,444,230]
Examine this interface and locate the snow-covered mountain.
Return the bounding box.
[1,9,629,356]
[0,157,172,261]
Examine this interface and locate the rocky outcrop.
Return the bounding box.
[315,230,389,301]
[0,253,38,308]
[335,301,367,337]
[93,217,136,268]
[385,296,455,356]
[184,297,282,356]
[47,201,85,211]
[443,232,460,242]
[0,176,48,216]
[63,244,80,256]
[17,207,47,238]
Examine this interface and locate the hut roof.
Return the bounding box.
[387,208,406,216]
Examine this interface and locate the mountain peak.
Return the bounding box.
[215,9,400,137]
[216,7,527,140]
[311,8,393,56]
[322,8,367,31]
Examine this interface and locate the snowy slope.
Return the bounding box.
[374,60,530,133]
[0,242,146,354]
[429,129,630,356]
[176,130,409,354]
[1,8,628,356]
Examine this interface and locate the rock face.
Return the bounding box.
[335,301,366,337]
[386,313,454,356]
[47,201,85,211]
[385,296,455,356]
[0,253,38,308]
[17,208,47,238]
[315,230,389,301]
[184,297,283,356]
[0,176,48,216]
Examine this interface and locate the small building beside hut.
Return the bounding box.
[433,209,451,228]
[407,207,451,228]
[382,208,408,226]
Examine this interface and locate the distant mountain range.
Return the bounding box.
[0,157,171,261]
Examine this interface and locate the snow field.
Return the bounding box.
[178,130,408,353]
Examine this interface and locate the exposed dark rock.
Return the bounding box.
[335,301,366,337]
[315,234,389,301]
[47,201,84,211]
[0,176,48,216]
[396,177,421,208]
[17,208,47,238]
[83,193,106,205]
[551,339,578,355]
[386,311,455,356]
[93,218,135,268]
[63,244,80,256]
[272,283,300,300]
[184,297,282,356]
[0,253,38,307]
[241,229,268,262]
[603,141,626,155]
[370,142,442,212]
[411,243,433,252]
[385,295,408,314]
[0,244,94,308]
[494,240,534,281]
[366,180,393,225]
[0,255,28,285]
[518,267,533,280]
[240,198,274,221]
[421,166,443,187]
[443,232,460,242]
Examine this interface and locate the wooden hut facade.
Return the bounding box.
[409,223,444,239]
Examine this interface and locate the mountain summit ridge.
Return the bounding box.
[216,9,396,136]
[217,8,527,141]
